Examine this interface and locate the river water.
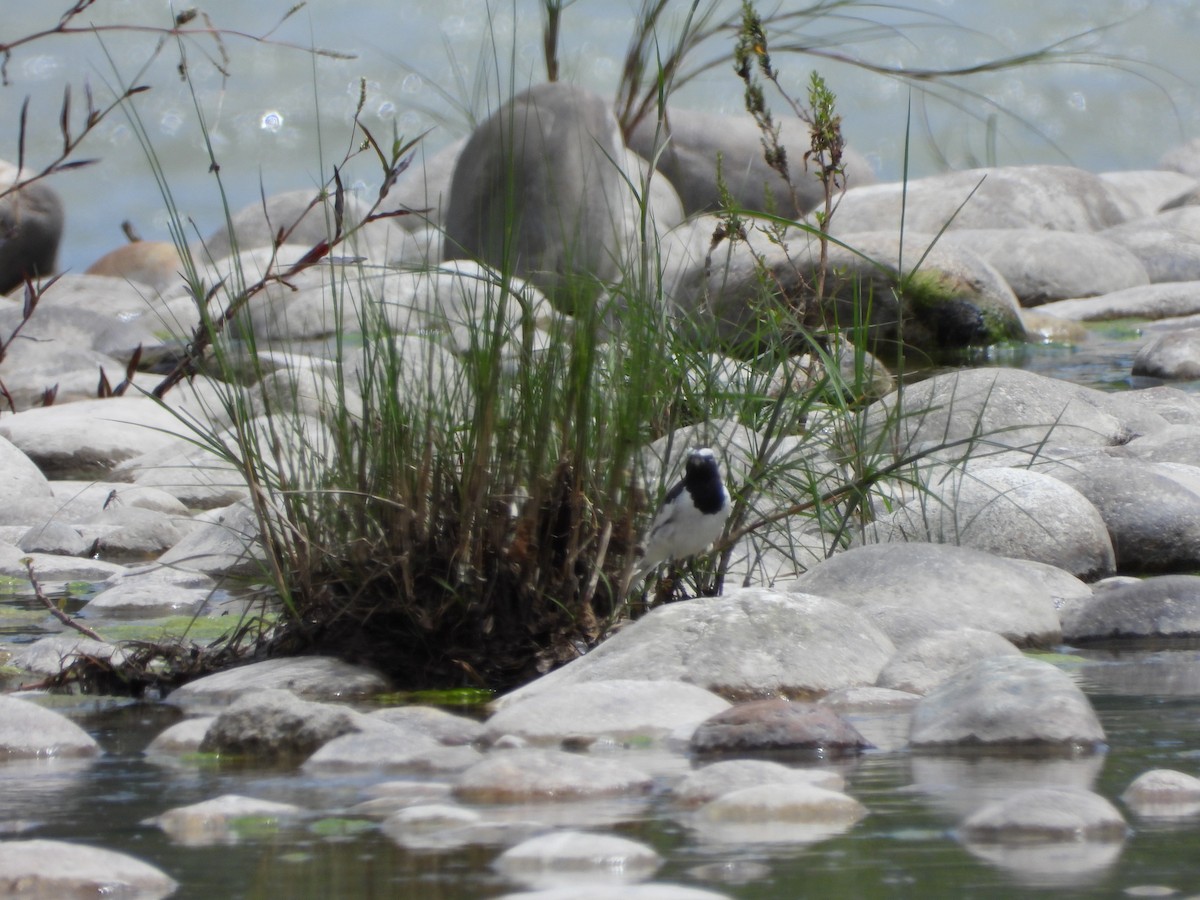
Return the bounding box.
[3,0,1200,275]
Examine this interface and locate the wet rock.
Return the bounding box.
[199,689,365,760]
[369,705,486,746]
[864,465,1115,581]
[0,545,126,583]
[910,655,1105,751]
[0,396,192,478]
[144,716,215,755]
[857,367,1129,467]
[1037,281,1200,321]
[819,686,923,711]
[0,695,100,757]
[454,748,653,803]
[77,504,187,560]
[495,830,661,888]
[16,520,89,556]
[1121,769,1200,817]
[628,105,874,218]
[444,82,639,307]
[5,634,129,678]
[497,885,732,900]
[353,781,455,819]
[0,164,62,294]
[690,699,870,757]
[1132,328,1200,379]
[485,680,731,746]
[940,228,1147,306]
[1061,575,1200,642]
[167,656,391,711]
[876,629,1022,696]
[380,803,484,849]
[302,722,469,774]
[147,793,304,846]
[790,543,1063,647]
[493,588,895,706]
[0,839,176,899]
[691,783,867,844]
[1042,456,1200,573]
[959,786,1127,842]
[829,165,1135,235]
[1100,169,1198,217]
[672,760,844,807]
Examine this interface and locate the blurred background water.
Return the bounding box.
[2,0,1199,275]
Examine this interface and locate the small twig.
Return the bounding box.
[24,558,106,642]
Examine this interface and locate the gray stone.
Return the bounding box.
[444,83,638,306]
[689,700,870,756]
[672,760,843,807]
[0,162,61,293]
[691,783,867,844]
[940,228,1147,306]
[369,705,485,746]
[0,396,192,478]
[77,504,188,559]
[910,655,1105,750]
[790,543,1063,647]
[492,588,896,707]
[829,165,1135,236]
[497,886,731,900]
[144,716,215,755]
[166,656,391,711]
[385,138,463,231]
[16,520,88,556]
[0,695,101,757]
[301,722,469,773]
[1110,424,1200,466]
[154,499,262,575]
[1121,769,1200,817]
[1159,138,1200,179]
[0,548,126,584]
[1132,328,1200,379]
[113,439,248,509]
[866,465,1116,580]
[960,787,1127,842]
[1061,575,1200,642]
[0,433,52,502]
[627,105,874,219]
[199,689,364,760]
[147,793,304,846]
[484,680,731,745]
[1037,281,1200,321]
[1100,169,1199,217]
[454,748,654,803]
[1099,224,1200,283]
[876,629,1022,695]
[0,839,176,899]
[1043,456,1200,573]
[495,830,661,886]
[48,480,190,517]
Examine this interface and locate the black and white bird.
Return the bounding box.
[633,447,731,582]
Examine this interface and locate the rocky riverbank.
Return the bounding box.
[7,83,1200,896]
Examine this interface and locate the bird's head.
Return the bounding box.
[685,447,721,481]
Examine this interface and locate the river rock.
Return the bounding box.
[1121,769,1200,817]
[369,705,486,746]
[153,499,261,575]
[454,748,654,803]
[1100,169,1199,217]
[497,886,732,900]
[1061,574,1200,642]
[75,504,187,560]
[495,830,661,887]
[484,680,730,746]
[1098,223,1200,283]
[16,520,89,556]
[444,82,639,308]
[1041,456,1200,573]
[1037,281,1200,321]
[939,228,1147,306]
[0,433,51,502]
[0,396,192,478]
[85,240,183,291]
[1109,423,1200,466]
[49,479,189,517]
[829,165,1135,235]
[691,783,867,845]
[689,699,870,756]
[789,543,1063,647]
[144,716,215,755]
[493,588,896,707]
[876,629,1022,696]
[380,803,488,850]
[167,656,391,711]
[148,793,305,846]
[909,655,1105,751]
[0,695,101,757]
[0,839,176,899]
[865,464,1116,580]
[859,366,1131,467]
[199,688,365,760]
[672,760,844,807]
[627,105,874,218]
[113,438,248,509]
[0,165,63,294]
[959,786,1127,842]
[386,137,463,230]
[303,722,472,774]
[0,547,126,584]
[1132,328,1200,379]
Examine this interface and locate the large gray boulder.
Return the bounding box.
[875,628,1022,696]
[0,695,101,757]
[0,163,63,294]
[444,83,638,308]
[0,840,176,899]
[167,656,391,711]
[492,588,896,707]
[1061,575,1200,642]
[909,655,1105,750]
[454,748,654,803]
[627,105,874,218]
[1132,328,1200,380]
[1037,281,1200,322]
[788,543,1064,647]
[199,688,365,760]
